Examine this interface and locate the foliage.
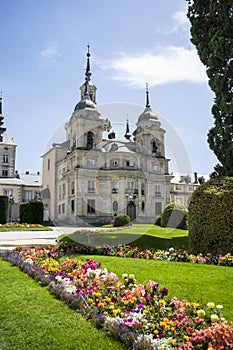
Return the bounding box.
[0,222,52,231]
[155,216,161,226]
[113,214,130,227]
[19,201,44,224]
[161,202,188,230]
[186,0,233,176]
[188,177,233,255]
[1,247,233,349]
[0,195,9,224]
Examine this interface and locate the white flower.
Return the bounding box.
[25,258,34,265]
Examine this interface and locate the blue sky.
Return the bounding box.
[0,0,218,175]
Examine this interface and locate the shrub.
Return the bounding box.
[161,202,188,230]
[155,216,161,226]
[113,214,130,227]
[19,201,44,224]
[188,177,233,255]
[0,196,9,224]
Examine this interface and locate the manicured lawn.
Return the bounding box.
[75,254,233,322]
[0,225,53,231]
[0,258,124,350]
[59,224,189,250]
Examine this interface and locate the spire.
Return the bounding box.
[85,44,91,83]
[124,119,131,140]
[146,83,150,108]
[0,92,6,142]
[0,92,2,115]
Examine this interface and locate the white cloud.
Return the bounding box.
[171,9,190,32]
[103,46,207,88]
[40,42,61,62]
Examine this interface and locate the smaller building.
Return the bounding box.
[0,95,41,221]
[170,171,209,207]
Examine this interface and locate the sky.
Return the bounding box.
[0,0,218,175]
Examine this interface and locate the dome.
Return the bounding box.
[137,106,159,123]
[74,93,97,111]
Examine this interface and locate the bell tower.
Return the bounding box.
[65,46,111,152]
[133,84,165,157]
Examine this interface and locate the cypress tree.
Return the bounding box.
[186,0,233,176]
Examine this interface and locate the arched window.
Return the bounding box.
[152,140,158,155]
[87,131,95,150]
[142,201,145,211]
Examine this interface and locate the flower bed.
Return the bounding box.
[1,246,232,349]
[56,243,233,267]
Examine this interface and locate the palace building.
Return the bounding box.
[41,48,173,225]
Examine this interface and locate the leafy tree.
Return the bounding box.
[186,0,233,176]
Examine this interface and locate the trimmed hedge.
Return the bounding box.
[19,201,44,224]
[0,196,9,224]
[113,214,130,227]
[188,177,233,255]
[161,202,188,230]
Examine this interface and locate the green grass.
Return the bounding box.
[59,224,189,250]
[0,226,53,231]
[76,254,233,322]
[0,258,124,350]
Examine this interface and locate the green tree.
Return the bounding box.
[186,0,233,176]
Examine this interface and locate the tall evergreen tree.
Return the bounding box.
[186,0,233,176]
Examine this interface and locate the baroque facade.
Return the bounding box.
[41,48,173,225]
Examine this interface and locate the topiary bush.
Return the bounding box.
[0,196,9,224]
[161,202,188,230]
[113,214,130,227]
[19,201,44,224]
[188,177,233,256]
[155,216,161,226]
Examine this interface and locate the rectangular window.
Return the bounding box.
[71,199,74,212]
[88,180,95,193]
[176,197,183,204]
[62,203,65,213]
[2,170,8,177]
[141,183,145,195]
[71,181,75,195]
[112,181,118,194]
[155,185,161,196]
[47,158,50,171]
[87,199,95,214]
[23,190,32,202]
[188,185,194,191]
[3,188,13,197]
[155,202,162,215]
[127,181,134,190]
[3,154,9,164]
[87,159,95,166]
[126,160,134,167]
[62,184,66,199]
[58,205,61,214]
[153,165,161,172]
[176,185,182,191]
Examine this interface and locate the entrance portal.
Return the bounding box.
[127,201,136,221]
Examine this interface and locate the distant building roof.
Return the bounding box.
[0,173,41,187]
[171,171,209,185]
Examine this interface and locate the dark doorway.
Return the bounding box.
[127,201,136,221]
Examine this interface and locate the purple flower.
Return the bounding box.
[159,288,168,296]
[152,283,159,291]
[137,304,145,310]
